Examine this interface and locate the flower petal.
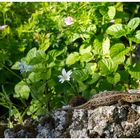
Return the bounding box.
[0,25,8,30]
[64,16,74,25]
[59,78,64,83]
[58,75,62,78]
[67,70,72,76]
[62,68,67,76]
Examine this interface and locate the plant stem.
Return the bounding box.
[72,79,79,95]
[129,40,133,64]
[67,81,77,94]
[2,63,41,101]
[2,64,22,80]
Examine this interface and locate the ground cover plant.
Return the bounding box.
[0,2,140,127]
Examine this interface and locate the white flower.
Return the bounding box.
[0,25,8,30]
[18,62,32,73]
[64,16,74,25]
[58,69,72,83]
[110,19,115,23]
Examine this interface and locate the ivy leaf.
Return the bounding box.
[86,63,97,75]
[32,63,46,72]
[110,43,131,64]
[24,48,37,63]
[130,30,140,43]
[127,17,140,31]
[14,81,30,100]
[11,61,21,70]
[10,107,21,120]
[106,24,126,38]
[27,99,46,118]
[128,62,140,80]
[29,51,46,64]
[135,30,140,40]
[21,48,46,65]
[28,69,51,82]
[39,33,51,51]
[77,81,87,92]
[87,73,100,84]
[108,6,116,19]
[114,73,120,84]
[92,38,102,55]
[66,52,80,65]
[107,73,120,85]
[79,45,93,62]
[102,37,110,56]
[98,57,118,76]
[48,48,66,59]
[79,45,92,54]
[72,69,88,81]
[80,52,93,62]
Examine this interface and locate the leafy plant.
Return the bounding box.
[0,2,140,122]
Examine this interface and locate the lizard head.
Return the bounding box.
[125,94,140,103]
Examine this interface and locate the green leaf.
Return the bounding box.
[28,69,51,82]
[47,79,56,87]
[86,63,97,75]
[66,52,80,65]
[97,79,112,91]
[114,73,120,84]
[106,24,126,38]
[87,73,100,84]
[48,48,66,59]
[30,82,46,98]
[92,38,102,55]
[98,57,118,75]
[21,48,46,65]
[11,61,21,70]
[79,45,93,62]
[28,72,41,82]
[39,33,51,51]
[80,52,93,62]
[24,48,37,63]
[27,99,45,118]
[12,49,46,70]
[128,62,140,80]
[99,6,108,17]
[72,69,88,81]
[135,30,140,40]
[77,81,87,92]
[102,37,110,56]
[107,76,114,84]
[10,107,21,121]
[108,6,116,19]
[27,104,36,115]
[67,33,81,44]
[79,45,92,54]
[110,43,131,64]
[14,81,30,100]
[127,17,140,31]
[130,30,140,43]
[29,50,46,64]
[32,63,46,72]
[107,73,120,85]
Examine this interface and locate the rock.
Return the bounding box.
[3,103,140,138]
[35,104,140,138]
[15,129,33,138]
[4,129,15,138]
[36,124,53,138]
[69,109,88,138]
[4,123,35,138]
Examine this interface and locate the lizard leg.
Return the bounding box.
[118,99,130,107]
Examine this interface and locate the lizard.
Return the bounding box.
[59,91,140,110]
